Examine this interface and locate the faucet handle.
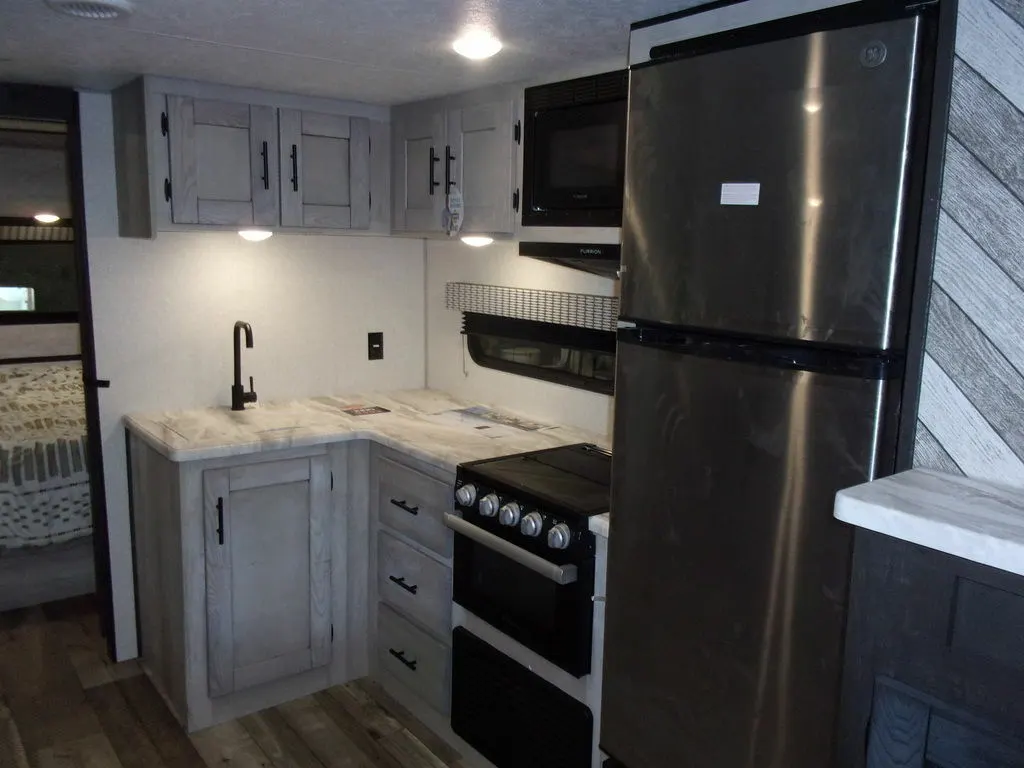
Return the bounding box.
[246,376,258,404]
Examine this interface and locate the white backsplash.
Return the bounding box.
[425,237,616,436]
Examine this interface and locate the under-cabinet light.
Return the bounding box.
[461,235,494,247]
[34,213,60,223]
[238,229,273,242]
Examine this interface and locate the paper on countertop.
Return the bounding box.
[424,406,554,439]
[338,404,391,416]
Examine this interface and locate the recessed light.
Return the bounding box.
[804,101,823,113]
[453,30,503,60]
[34,213,60,224]
[808,197,824,208]
[461,235,494,247]
[238,229,273,242]
[46,0,133,20]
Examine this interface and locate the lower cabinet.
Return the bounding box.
[203,456,333,697]
[129,436,351,731]
[369,446,455,717]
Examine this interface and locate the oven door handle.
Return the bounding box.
[444,513,578,585]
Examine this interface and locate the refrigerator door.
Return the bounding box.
[601,339,898,768]
[621,15,921,349]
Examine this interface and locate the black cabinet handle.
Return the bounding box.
[389,575,418,595]
[390,498,419,516]
[216,497,224,546]
[429,147,440,195]
[260,141,269,190]
[389,648,417,671]
[290,144,299,192]
[445,145,456,192]
[512,188,520,212]
[164,178,172,202]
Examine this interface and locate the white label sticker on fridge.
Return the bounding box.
[720,183,761,206]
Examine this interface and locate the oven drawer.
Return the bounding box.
[378,457,452,558]
[378,530,452,638]
[377,604,451,714]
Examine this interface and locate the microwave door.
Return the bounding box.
[525,100,626,226]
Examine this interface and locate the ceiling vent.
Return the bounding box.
[45,0,133,20]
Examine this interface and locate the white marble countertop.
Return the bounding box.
[835,468,1024,576]
[125,389,611,536]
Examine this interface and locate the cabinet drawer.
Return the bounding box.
[378,457,452,557]
[378,531,452,638]
[378,604,451,714]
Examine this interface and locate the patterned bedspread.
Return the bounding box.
[0,363,92,550]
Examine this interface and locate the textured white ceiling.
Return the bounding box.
[0,0,711,105]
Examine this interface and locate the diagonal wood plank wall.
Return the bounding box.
[913,0,1024,484]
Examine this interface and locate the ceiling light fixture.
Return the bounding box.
[46,0,134,20]
[453,30,503,60]
[238,229,273,242]
[804,101,823,113]
[34,213,60,224]
[461,235,494,247]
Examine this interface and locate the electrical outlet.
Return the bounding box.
[368,332,384,360]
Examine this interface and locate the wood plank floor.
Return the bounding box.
[0,596,464,768]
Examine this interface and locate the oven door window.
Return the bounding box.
[530,101,626,211]
[453,533,595,677]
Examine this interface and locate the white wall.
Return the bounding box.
[79,91,427,659]
[425,238,615,436]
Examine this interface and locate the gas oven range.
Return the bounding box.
[444,443,611,768]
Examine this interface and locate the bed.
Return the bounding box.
[0,361,94,610]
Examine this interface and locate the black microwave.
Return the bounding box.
[522,70,628,228]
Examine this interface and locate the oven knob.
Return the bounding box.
[521,512,544,537]
[547,523,572,550]
[455,483,477,507]
[478,493,500,517]
[499,502,521,527]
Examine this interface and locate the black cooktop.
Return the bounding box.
[460,443,611,517]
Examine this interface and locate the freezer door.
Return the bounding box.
[601,340,898,768]
[621,15,920,348]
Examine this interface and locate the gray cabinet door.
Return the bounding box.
[165,96,279,227]
[204,455,332,698]
[279,109,371,230]
[392,103,446,232]
[446,100,515,234]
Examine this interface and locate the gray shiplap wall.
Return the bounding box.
[913,0,1024,484]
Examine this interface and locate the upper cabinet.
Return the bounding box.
[391,88,519,237]
[112,77,389,238]
[166,97,279,227]
[279,110,373,230]
[392,103,446,233]
[446,100,516,235]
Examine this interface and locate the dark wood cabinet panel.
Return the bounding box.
[840,530,1024,768]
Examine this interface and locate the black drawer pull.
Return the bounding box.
[428,147,440,195]
[290,144,299,191]
[389,648,417,671]
[260,141,269,190]
[389,575,418,595]
[390,498,419,516]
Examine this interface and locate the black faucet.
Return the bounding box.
[231,321,258,411]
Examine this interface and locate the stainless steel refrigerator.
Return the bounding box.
[602,5,937,768]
